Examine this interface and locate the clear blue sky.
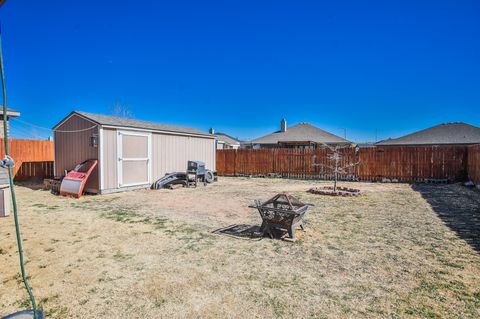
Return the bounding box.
[1,0,479,142]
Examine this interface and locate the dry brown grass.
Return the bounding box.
[1,178,479,318]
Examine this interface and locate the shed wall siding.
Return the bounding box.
[101,128,215,192]
[54,114,99,192]
[151,134,216,179]
[102,128,118,190]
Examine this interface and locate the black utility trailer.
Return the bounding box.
[152,160,216,190]
[249,193,313,241]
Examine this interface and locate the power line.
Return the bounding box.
[9,121,49,139]
[11,127,45,139]
[12,118,97,133]
[9,126,37,138]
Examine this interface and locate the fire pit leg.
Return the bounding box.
[264,224,274,239]
[288,227,296,241]
[259,220,267,232]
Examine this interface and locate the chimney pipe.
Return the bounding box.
[209,128,215,135]
[280,119,287,132]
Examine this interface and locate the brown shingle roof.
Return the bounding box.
[250,122,351,145]
[376,122,480,146]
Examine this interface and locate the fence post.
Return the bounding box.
[233,149,237,176]
[275,149,278,175]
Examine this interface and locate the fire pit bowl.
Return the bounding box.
[249,193,313,241]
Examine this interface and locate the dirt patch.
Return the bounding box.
[1,178,479,318]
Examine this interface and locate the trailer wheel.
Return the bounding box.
[204,170,214,183]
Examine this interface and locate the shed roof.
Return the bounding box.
[376,122,480,146]
[215,133,242,145]
[249,122,351,145]
[55,111,212,137]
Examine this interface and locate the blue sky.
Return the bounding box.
[1,0,479,142]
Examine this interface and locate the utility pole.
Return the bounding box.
[0,2,42,318]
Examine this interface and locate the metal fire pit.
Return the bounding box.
[249,194,313,241]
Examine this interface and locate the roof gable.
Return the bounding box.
[376,122,480,146]
[215,133,241,145]
[250,122,351,145]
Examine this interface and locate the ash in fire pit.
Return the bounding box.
[249,193,313,241]
[308,186,361,196]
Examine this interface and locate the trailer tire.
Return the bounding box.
[204,170,214,183]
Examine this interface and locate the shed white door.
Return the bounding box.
[117,131,151,187]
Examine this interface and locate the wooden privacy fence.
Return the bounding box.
[216,146,475,183]
[0,138,54,180]
[15,161,55,181]
[468,145,480,185]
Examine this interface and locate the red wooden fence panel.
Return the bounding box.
[357,146,468,182]
[0,138,54,180]
[216,145,473,183]
[468,145,480,185]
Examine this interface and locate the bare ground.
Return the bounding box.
[1,178,479,318]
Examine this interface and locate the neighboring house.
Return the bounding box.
[211,130,241,149]
[53,111,216,194]
[246,119,352,149]
[0,107,20,138]
[357,142,376,148]
[376,122,480,146]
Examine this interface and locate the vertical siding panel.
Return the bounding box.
[54,114,99,192]
[101,128,117,190]
[150,133,215,181]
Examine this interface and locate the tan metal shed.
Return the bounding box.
[53,111,216,194]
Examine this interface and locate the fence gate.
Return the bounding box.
[117,131,151,187]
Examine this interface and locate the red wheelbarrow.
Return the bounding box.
[59,159,98,198]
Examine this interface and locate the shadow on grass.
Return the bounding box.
[14,180,45,190]
[212,224,264,241]
[412,183,480,253]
